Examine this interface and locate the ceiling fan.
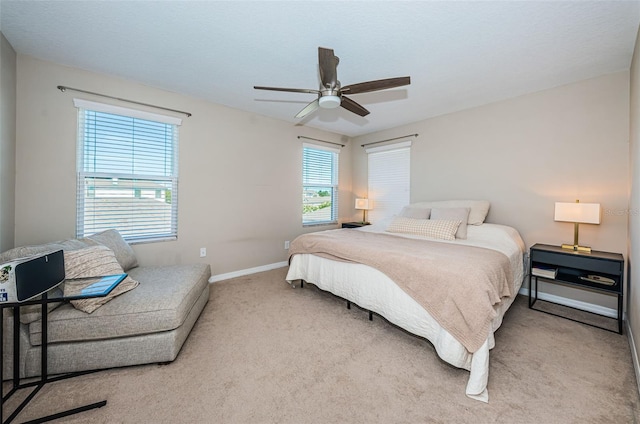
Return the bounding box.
[254,47,411,118]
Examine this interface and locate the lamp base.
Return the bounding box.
[561,243,592,253]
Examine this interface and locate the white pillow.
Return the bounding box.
[430,207,470,239]
[409,200,490,225]
[386,216,461,241]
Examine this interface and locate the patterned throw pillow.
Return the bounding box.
[386,216,462,240]
[63,245,139,313]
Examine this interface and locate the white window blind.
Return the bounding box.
[302,143,339,226]
[76,101,180,243]
[367,141,411,223]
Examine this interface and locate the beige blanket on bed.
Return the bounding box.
[288,229,513,353]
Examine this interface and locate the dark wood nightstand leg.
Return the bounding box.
[528,272,532,308]
[619,293,623,334]
[529,274,538,308]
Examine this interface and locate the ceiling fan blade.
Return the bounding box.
[295,98,320,118]
[340,96,370,117]
[318,47,339,89]
[254,86,320,94]
[341,76,411,95]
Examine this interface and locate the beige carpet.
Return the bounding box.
[4,267,639,423]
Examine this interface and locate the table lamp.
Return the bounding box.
[355,198,371,224]
[554,200,601,253]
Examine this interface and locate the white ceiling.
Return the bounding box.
[1,1,639,137]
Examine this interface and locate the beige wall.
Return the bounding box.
[628,25,640,386]
[14,55,352,275]
[0,33,16,252]
[9,55,632,306]
[353,72,630,308]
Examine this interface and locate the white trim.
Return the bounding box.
[302,141,340,154]
[73,98,183,126]
[626,318,640,398]
[364,140,412,154]
[208,261,288,283]
[518,286,617,318]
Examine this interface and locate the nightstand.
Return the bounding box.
[529,243,624,334]
[341,222,370,228]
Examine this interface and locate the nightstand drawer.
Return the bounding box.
[531,250,622,275]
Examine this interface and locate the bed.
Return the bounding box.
[285,201,525,402]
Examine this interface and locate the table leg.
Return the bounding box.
[11,307,18,387]
[1,307,4,424]
[41,293,47,382]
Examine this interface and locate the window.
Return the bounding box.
[75,99,181,243]
[302,143,339,226]
[366,141,411,223]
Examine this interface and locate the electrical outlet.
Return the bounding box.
[200,247,206,258]
[284,241,290,250]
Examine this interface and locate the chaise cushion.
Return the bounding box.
[28,263,210,346]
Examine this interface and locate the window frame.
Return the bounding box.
[302,143,340,226]
[74,99,181,243]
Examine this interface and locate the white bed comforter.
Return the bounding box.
[285,222,525,403]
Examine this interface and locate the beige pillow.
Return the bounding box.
[410,200,490,225]
[399,206,431,219]
[63,245,139,313]
[83,229,138,271]
[430,207,470,239]
[386,216,461,241]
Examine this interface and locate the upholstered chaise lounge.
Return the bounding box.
[0,230,210,378]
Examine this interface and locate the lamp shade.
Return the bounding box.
[554,202,601,224]
[355,198,370,210]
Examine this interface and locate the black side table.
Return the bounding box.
[529,243,624,334]
[341,222,370,228]
[1,274,126,423]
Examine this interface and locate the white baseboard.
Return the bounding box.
[208,261,288,283]
[517,286,618,318]
[626,318,640,398]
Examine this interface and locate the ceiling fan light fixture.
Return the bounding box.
[254,47,410,118]
[319,95,341,109]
